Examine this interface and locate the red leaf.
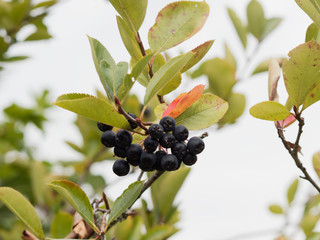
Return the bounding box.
[276,114,296,129]
[163,84,205,118]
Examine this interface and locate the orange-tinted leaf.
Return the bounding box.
[163,84,205,118]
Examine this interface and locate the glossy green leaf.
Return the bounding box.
[283,40,320,107]
[269,204,284,214]
[227,8,247,48]
[50,211,73,238]
[306,23,320,42]
[88,36,116,98]
[109,0,147,32]
[54,93,130,129]
[175,93,228,130]
[303,82,320,110]
[151,167,190,217]
[287,179,299,205]
[142,225,177,240]
[100,60,129,100]
[313,152,320,179]
[107,181,144,227]
[0,187,44,239]
[247,0,266,41]
[117,16,143,61]
[180,40,215,73]
[261,17,282,40]
[148,1,209,52]
[144,53,193,105]
[249,101,292,121]
[218,93,245,127]
[296,0,320,29]
[48,180,99,233]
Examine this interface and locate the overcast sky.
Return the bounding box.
[1,0,320,239]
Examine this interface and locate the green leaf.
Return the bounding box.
[0,56,29,62]
[30,160,46,204]
[287,179,299,205]
[117,74,134,101]
[148,1,209,52]
[300,214,320,236]
[154,103,167,119]
[50,211,73,238]
[33,0,57,9]
[252,58,271,75]
[261,17,282,40]
[269,204,284,214]
[142,225,178,240]
[249,101,292,121]
[313,152,320,179]
[24,28,52,41]
[109,0,148,32]
[54,93,130,129]
[180,40,215,73]
[306,23,320,42]
[131,53,154,80]
[144,53,193,105]
[88,36,116,98]
[175,93,228,130]
[282,40,320,107]
[48,180,99,233]
[151,167,190,217]
[100,60,129,100]
[247,0,266,41]
[0,187,44,239]
[117,16,143,61]
[296,0,320,29]
[227,8,247,48]
[303,82,320,110]
[224,43,237,69]
[107,181,144,227]
[218,93,245,127]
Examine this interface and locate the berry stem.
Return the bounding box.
[199,132,209,139]
[137,170,144,181]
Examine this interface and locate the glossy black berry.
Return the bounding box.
[182,153,197,166]
[126,144,143,166]
[173,125,189,142]
[113,159,130,176]
[159,133,176,148]
[160,116,176,132]
[101,130,116,148]
[97,122,113,132]
[126,113,138,129]
[139,152,156,171]
[149,124,164,139]
[161,154,179,171]
[144,136,158,152]
[171,142,187,160]
[154,150,167,171]
[115,130,133,148]
[114,146,127,158]
[187,137,205,154]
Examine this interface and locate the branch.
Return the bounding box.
[277,109,320,193]
[22,231,38,240]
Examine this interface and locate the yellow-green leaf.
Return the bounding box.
[313,151,320,179]
[142,225,178,240]
[306,23,320,42]
[148,1,209,52]
[175,93,229,130]
[0,187,44,239]
[54,93,130,129]
[296,0,320,29]
[247,0,266,41]
[283,40,320,107]
[303,82,320,110]
[269,204,284,214]
[227,8,247,48]
[250,101,292,121]
[287,179,299,205]
[50,211,73,238]
[261,17,282,40]
[48,180,99,233]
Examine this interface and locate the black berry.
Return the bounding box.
[144,136,158,152]
[126,113,138,129]
[171,142,187,160]
[173,125,189,142]
[154,150,167,171]
[161,154,179,171]
[149,124,164,139]
[160,116,176,132]
[139,152,156,171]
[159,133,176,148]
[101,130,116,148]
[182,153,197,166]
[97,122,113,132]
[187,137,205,154]
[126,144,143,166]
[114,146,127,158]
[113,159,130,176]
[115,130,133,148]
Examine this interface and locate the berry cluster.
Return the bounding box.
[97,116,205,177]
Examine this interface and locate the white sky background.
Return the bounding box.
[1,0,320,239]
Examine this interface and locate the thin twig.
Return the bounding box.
[137,170,144,181]
[102,192,110,210]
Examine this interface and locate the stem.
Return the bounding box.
[237,42,260,82]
